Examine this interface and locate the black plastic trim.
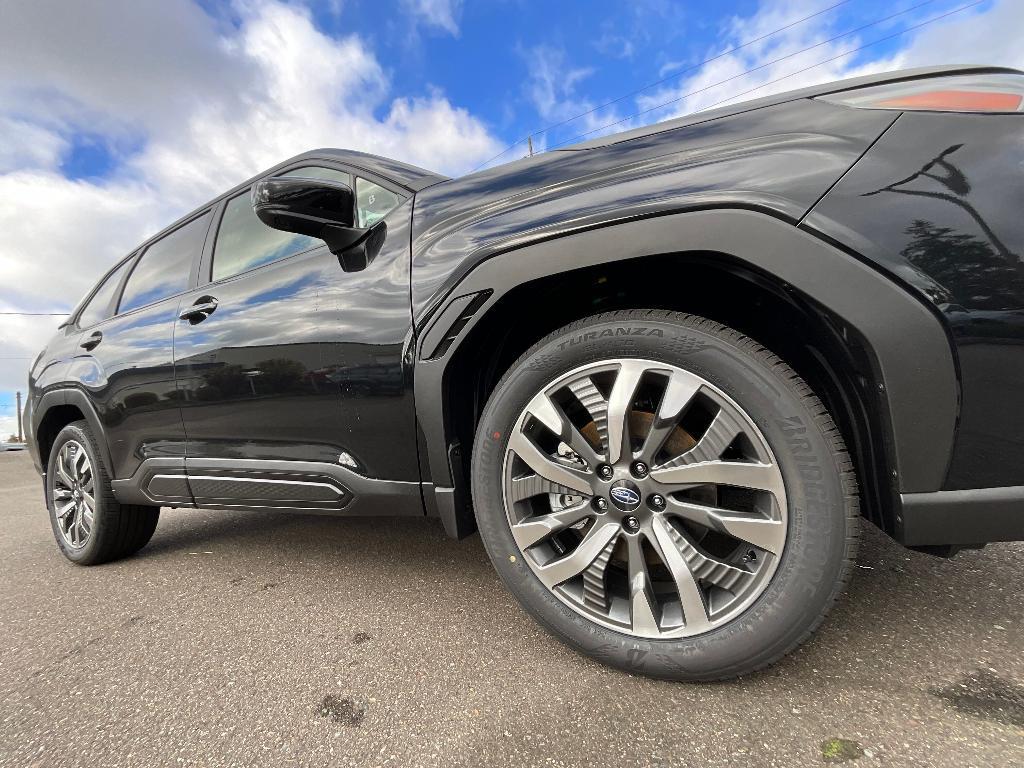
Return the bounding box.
[112,456,424,516]
[420,290,492,360]
[414,209,958,507]
[110,458,194,507]
[33,388,115,480]
[900,487,1024,545]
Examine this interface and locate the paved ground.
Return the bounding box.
[1,450,1022,767]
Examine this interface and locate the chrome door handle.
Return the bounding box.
[179,298,219,323]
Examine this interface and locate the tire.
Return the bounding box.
[471,310,859,681]
[46,420,160,565]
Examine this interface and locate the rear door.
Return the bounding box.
[172,162,420,512]
[68,210,212,499]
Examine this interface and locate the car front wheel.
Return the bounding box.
[471,310,859,680]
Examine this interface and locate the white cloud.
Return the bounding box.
[0,171,165,313]
[0,0,502,328]
[401,0,463,37]
[636,0,1023,122]
[0,0,250,139]
[886,0,1024,71]
[0,118,69,173]
[522,45,628,152]
[0,314,63,393]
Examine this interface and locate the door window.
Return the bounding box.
[356,177,404,227]
[78,258,133,328]
[119,213,211,314]
[210,166,353,282]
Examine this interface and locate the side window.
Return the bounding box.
[356,177,404,227]
[119,212,211,314]
[210,166,352,282]
[77,258,133,328]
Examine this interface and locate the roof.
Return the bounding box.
[280,148,448,191]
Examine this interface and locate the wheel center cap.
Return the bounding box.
[609,480,641,511]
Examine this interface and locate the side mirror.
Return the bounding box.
[251,177,382,271]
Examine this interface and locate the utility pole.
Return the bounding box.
[527,135,534,157]
[16,391,23,443]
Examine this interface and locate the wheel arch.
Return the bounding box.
[33,389,112,477]
[412,208,959,541]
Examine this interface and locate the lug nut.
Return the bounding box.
[597,464,614,480]
[593,497,608,512]
[632,461,649,478]
[624,515,641,532]
[649,493,665,510]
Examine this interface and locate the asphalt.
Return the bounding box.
[1,449,1022,767]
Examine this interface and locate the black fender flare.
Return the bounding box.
[413,208,958,534]
[33,387,115,478]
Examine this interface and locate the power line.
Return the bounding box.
[470,0,861,172]
[548,0,982,151]
[472,0,952,172]
[687,2,983,114]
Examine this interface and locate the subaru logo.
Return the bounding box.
[610,486,641,507]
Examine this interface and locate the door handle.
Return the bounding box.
[80,331,102,351]
[179,297,219,323]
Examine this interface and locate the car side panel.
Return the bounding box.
[410,99,897,321]
[173,201,420,482]
[25,325,83,473]
[63,297,186,479]
[412,209,960,539]
[802,111,1024,490]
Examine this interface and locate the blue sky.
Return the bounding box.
[0,0,1020,438]
[48,0,1003,178]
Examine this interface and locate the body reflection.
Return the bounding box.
[806,112,1024,489]
[174,200,418,478]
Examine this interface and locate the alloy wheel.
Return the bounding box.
[501,359,788,639]
[51,440,95,549]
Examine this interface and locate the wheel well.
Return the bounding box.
[36,404,85,469]
[443,252,897,534]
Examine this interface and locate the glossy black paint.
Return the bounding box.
[803,112,1024,490]
[29,151,425,496]
[174,199,417,480]
[410,98,897,318]
[69,295,190,478]
[25,66,1024,547]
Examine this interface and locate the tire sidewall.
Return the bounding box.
[46,423,107,564]
[472,313,852,680]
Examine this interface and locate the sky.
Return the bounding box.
[0,0,1021,439]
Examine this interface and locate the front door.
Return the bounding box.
[173,164,420,513]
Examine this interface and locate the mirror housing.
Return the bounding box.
[252,177,382,270]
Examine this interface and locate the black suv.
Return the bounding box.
[26,66,1024,680]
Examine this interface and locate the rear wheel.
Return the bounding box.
[471,310,858,680]
[46,421,160,565]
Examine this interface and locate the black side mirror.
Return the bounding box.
[252,177,383,271]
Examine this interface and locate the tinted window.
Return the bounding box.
[119,213,210,314]
[78,258,133,328]
[356,177,404,227]
[211,166,352,282]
